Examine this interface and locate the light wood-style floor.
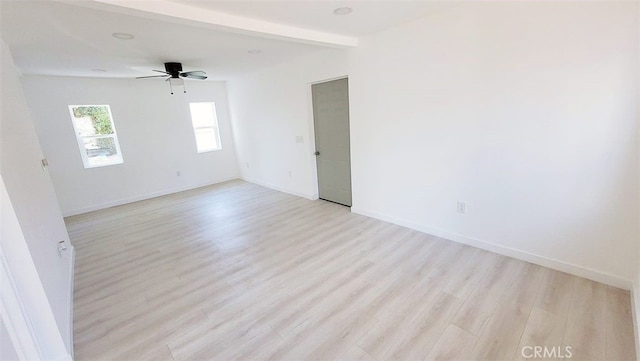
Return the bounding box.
[67,180,636,361]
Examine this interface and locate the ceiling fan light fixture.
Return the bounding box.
[112,32,134,40]
[169,78,184,87]
[135,62,206,93]
[168,77,185,95]
[333,7,352,15]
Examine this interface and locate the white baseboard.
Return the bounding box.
[63,177,239,217]
[351,206,632,290]
[241,177,316,200]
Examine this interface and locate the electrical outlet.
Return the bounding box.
[245,162,250,168]
[457,201,466,214]
[288,170,292,178]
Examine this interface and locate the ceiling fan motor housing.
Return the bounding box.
[164,62,183,78]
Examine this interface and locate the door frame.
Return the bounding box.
[306,75,351,203]
[0,176,73,361]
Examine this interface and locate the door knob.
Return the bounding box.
[314,151,320,156]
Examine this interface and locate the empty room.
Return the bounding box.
[1,1,638,360]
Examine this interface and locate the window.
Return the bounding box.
[68,105,123,168]
[189,102,222,153]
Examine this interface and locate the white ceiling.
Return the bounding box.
[0,0,449,80]
[174,1,449,37]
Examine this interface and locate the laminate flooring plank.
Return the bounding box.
[469,299,531,361]
[605,286,635,361]
[452,257,523,335]
[425,324,478,361]
[67,180,636,361]
[561,278,607,360]
[513,307,566,361]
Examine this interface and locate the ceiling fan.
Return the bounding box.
[136,62,207,94]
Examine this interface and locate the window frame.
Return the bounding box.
[189,102,222,153]
[68,104,124,169]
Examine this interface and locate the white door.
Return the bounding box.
[312,78,352,206]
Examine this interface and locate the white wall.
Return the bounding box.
[228,49,348,199]
[1,319,19,361]
[1,175,71,361]
[351,2,638,287]
[229,2,638,287]
[21,77,239,216]
[348,1,638,286]
[0,40,73,358]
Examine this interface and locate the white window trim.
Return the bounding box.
[189,102,222,153]
[193,126,222,153]
[68,105,124,168]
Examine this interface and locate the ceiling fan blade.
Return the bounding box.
[135,75,170,79]
[180,71,207,80]
[152,69,169,74]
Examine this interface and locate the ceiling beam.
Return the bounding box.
[61,0,358,48]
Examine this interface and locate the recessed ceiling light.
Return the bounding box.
[248,49,262,54]
[112,32,134,40]
[333,7,352,15]
[91,68,107,72]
